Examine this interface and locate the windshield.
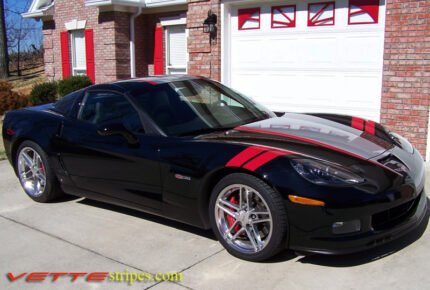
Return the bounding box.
[130,79,275,136]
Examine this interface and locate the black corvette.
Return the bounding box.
[2,76,427,261]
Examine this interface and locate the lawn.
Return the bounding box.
[9,65,46,95]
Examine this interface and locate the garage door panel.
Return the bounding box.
[231,39,263,66]
[343,35,384,67]
[266,38,299,65]
[300,37,338,66]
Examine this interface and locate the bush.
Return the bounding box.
[30,81,58,105]
[58,75,92,97]
[0,81,29,115]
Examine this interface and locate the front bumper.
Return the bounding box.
[288,190,428,255]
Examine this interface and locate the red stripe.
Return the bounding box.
[226,146,267,167]
[351,117,364,131]
[235,126,402,176]
[243,150,290,171]
[365,120,376,135]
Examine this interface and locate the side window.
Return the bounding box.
[78,92,144,133]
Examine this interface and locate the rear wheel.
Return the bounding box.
[209,173,288,261]
[16,141,63,202]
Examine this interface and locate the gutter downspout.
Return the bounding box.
[130,6,143,78]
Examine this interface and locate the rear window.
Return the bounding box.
[52,90,83,116]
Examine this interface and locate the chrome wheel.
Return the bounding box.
[215,184,273,254]
[17,147,46,197]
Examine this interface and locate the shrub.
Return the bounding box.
[58,75,92,97]
[30,81,58,105]
[0,80,29,115]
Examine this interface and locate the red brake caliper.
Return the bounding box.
[226,195,241,233]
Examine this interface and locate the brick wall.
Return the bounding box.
[381,0,430,157]
[187,0,221,81]
[43,0,130,83]
[135,11,187,77]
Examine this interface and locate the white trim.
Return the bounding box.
[426,108,430,161]
[160,14,186,26]
[85,0,186,8]
[146,0,186,8]
[221,1,233,86]
[130,7,143,78]
[22,0,55,19]
[65,20,87,31]
[86,0,145,7]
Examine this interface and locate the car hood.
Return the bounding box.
[226,113,394,160]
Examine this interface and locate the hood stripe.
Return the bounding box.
[236,126,368,161]
[365,120,376,135]
[351,116,376,136]
[226,146,268,167]
[235,126,402,176]
[351,117,364,130]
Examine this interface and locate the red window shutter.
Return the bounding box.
[60,31,71,79]
[85,29,96,84]
[153,25,164,75]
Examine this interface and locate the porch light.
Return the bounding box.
[203,10,217,37]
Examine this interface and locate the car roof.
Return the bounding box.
[102,75,204,92]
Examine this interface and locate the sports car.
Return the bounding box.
[2,76,427,261]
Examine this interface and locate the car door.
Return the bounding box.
[56,89,163,210]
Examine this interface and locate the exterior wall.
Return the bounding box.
[42,0,131,83]
[186,0,221,81]
[381,0,430,157]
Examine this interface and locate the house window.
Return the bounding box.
[308,2,335,27]
[271,5,296,29]
[165,25,187,75]
[70,30,87,76]
[348,0,379,25]
[238,8,260,30]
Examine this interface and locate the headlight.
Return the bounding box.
[291,159,365,186]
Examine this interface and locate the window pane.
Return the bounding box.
[78,92,143,132]
[167,26,186,67]
[71,30,86,73]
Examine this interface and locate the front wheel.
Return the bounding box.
[209,173,288,261]
[16,141,64,203]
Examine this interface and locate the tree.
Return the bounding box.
[5,1,43,76]
[7,15,28,76]
[0,0,9,79]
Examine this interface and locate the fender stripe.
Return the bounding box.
[226,146,267,167]
[243,150,290,171]
[351,117,364,131]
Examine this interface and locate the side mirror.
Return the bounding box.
[97,124,139,146]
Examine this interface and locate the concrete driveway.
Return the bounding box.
[1,159,430,290]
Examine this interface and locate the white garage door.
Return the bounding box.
[223,0,386,121]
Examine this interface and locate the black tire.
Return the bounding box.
[209,173,288,262]
[15,141,64,203]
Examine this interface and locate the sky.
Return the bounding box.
[4,0,43,53]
